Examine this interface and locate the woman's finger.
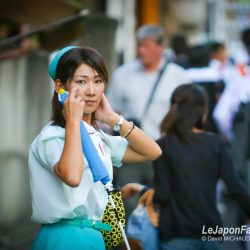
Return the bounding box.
[75,96,82,103]
[69,87,77,101]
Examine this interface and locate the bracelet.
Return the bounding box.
[121,122,135,138]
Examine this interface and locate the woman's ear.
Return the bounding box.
[54,79,64,94]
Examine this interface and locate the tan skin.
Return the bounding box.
[211,47,227,63]
[137,38,165,72]
[53,63,162,187]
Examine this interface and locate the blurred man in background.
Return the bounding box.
[107,24,188,215]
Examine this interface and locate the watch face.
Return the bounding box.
[114,124,120,131]
[113,116,124,132]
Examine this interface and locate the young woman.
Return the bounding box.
[28,46,161,250]
[153,83,250,250]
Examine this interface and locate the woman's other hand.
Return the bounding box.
[95,94,114,123]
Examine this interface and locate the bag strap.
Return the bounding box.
[142,58,169,117]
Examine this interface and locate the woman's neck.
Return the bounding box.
[83,114,92,124]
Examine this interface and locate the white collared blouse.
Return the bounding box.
[28,121,128,224]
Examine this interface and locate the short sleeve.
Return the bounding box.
[30,124,65,173]
[101,132,128,167]
[37,138,64,172]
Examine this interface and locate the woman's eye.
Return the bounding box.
[95,79,104,84]
[76,80,85,85]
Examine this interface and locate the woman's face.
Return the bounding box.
[66,63,105,115]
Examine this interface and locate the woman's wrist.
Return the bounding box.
[121,122,135,138]
[103,113,136,139]
[65,120,81,128]
[104,112,121,128]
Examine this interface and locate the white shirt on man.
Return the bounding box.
[107,58,188,140]
[213,66,250,140]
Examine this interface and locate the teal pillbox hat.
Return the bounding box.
[48,45,79,80]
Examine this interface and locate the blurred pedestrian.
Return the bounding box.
[122,83,250,250]
[170,33,190,69]
[187,44,224,132]
[209,41,235,87]
[107,24,188,140]
[28,46,161,250]
[213,28,250,142]
[241,27,250,64]
[153,83,250,250]
[106,24,188,215]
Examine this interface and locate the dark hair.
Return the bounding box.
[171,34,189,55]
[51,47,109,128]
[241,28,250,55]
[209,41,224,54]
[188,44,210,68]
[160,83,208,143]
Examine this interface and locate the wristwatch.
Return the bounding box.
[113,115,124,132]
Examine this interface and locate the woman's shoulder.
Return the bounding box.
[200,131,225,143]
[33,122,65,144]
[29,122,65,158]
[194,131,230,154]
[42,122,65,139]
[157,131,225,146]
[156,134,175,150]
